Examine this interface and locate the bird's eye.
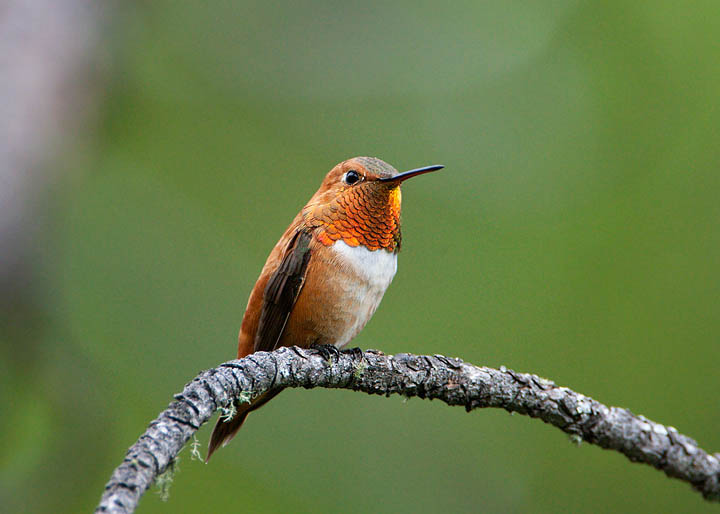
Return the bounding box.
[343,170,361,185]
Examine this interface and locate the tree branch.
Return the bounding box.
[95,347,720,512]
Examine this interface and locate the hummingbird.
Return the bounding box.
[207,156,443,460]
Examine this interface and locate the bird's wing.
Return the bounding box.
[253,229,313,352]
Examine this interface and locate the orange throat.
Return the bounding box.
[315,186,402,251]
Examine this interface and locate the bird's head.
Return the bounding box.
[304,157,443,251]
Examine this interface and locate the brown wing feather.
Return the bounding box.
[207,229,312,461]
[253,229,312,352]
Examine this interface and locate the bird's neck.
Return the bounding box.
[310,186,402,252]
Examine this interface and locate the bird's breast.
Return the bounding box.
[330,239,398,290]
[326,240,397,346]
[286,239,397,348]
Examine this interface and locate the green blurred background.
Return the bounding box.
[2,1,720,512]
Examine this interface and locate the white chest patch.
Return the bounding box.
[329,240,398,347]
[332,240,398,285]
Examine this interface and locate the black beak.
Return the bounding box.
[378,164,444,183]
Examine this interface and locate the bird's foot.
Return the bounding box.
[311,343,341,361]
[342,346,365,362]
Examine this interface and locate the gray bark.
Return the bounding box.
[95,347,720,513]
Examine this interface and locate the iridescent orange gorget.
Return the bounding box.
[311,181,402,251]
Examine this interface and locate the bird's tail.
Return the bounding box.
[206,389,282,462]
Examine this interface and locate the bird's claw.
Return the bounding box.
[311,343,341,361]
[343,346,365,362]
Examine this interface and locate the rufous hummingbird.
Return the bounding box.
[207,156,443,460]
